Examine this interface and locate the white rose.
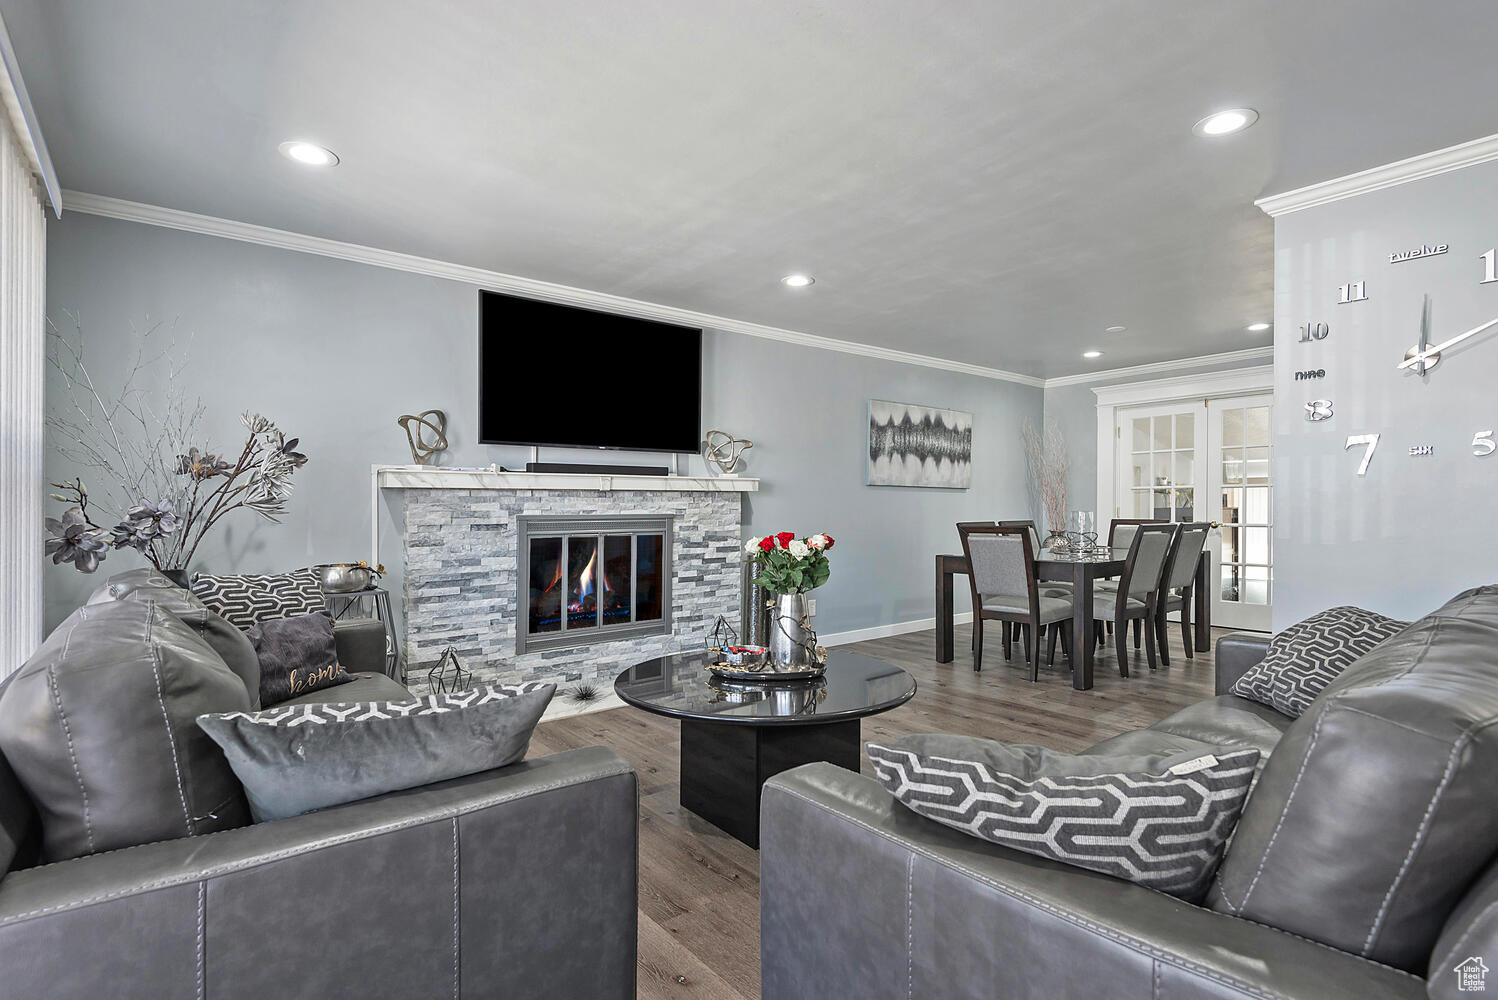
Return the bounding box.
[807,533,828,550]
[788,539,810,559]
[745,537,761,554]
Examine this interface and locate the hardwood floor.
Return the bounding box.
[530,622,1231,1000]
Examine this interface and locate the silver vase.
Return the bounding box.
[768,592,818,669]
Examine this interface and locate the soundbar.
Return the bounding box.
[524,461,670,476]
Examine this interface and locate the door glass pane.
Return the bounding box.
[1243,527,1271,565]
[1242,565,1271,605]
[1173,453,1194,488]
[1174,488,1194,521]
[601,535,633,626]
[1245,406,1270,447]
[1133,418,1150,452]
[1131,457,1148,488]
[1220,486,1241,524]
[1130,490,1154,517]
[1244,446,1270,483]
[565,536,599,630]
[1221,523,1241,564]
[1153,416,1172,450]
[1153,453,1171,484]
[528,537,563,634]
[1222,408,1244,447]
[1175,413,1194,449]
[1221,563,1243,602]
[1241,486,1271,524]
[635,534,664,622]
[1222,449,1244,484]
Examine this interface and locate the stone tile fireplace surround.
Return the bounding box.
[375,467,757,692]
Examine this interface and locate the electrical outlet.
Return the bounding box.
[808,598,817,616]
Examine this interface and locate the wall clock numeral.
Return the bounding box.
[1299,322,1330,343]
[1483,249,1497,285]
[1474,430,1496,457]
[1345,433,1380,476]
[1408,444,1435,457]
[1304,399,1334,421]
[1337,281,1368,303]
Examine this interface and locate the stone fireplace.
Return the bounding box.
[375,467,756,691]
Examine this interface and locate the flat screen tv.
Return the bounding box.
[478,290,702,452]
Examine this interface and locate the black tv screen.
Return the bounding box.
[478,290,702,452]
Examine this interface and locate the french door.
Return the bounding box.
[1207,395,1273,632]
[1113,394,1274,632]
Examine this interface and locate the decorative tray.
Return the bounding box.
[704,646,827,681]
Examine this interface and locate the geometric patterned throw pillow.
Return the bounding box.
[1230,606,1408,718]
[191,568,326,631]
[197,682,556,822]
[867,735,1261,900]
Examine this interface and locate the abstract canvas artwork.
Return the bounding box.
[867,400,973,488]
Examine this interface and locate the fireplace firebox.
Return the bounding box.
[517,514,673,653]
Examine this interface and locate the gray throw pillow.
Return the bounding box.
[868,734,1260,900]
[1230,606,1408,717]
[191,568,326,631]
[0,600,252,861]
[197,683,556,822]
[246,611,355,706]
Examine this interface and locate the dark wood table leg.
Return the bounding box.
[936,557,954,663]
[1070,561,1094,690]
[679,719,861,848]
[1194,551,1212,652]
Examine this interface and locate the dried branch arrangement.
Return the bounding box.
[1022,416,1069,536]
[44,315,307,574]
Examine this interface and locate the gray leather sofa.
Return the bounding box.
[761,588,1498,1000]
[0,574,638,999]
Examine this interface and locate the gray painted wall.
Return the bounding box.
[1271,158,1498,628]
[1041,355,1264,531]
[42,212,1042,637]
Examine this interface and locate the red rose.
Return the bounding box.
[823,534,835,549]
[758,536,775,552]
[775,531,796,549]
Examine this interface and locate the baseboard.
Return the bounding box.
[820,612,972,648]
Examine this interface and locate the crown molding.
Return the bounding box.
[0,11,60,215]
[1090,364,1273,408]
[1040,345,1273,389]
[1256,133,1498,218]
[61,190,1051,388]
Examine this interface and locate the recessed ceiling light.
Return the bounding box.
[1246,322,1271,332]
[1105,325,1127,333]
[278,140,339,166]
[1192,108,1259,138]
[1083,350,1103,359]
[781,273,815,288]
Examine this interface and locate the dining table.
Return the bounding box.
[934,546,1211,690]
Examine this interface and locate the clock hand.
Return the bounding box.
[1397,316,1498,370]
[1417,296,1431,375]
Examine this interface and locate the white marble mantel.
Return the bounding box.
[370,463,758,563]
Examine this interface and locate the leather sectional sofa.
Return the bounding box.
[0,572,638,999]
[760,587,1498,1000]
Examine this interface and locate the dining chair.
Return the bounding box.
[959,525,1073,681]
[997,520,1074,597]
[1091,522,1177,677]
[1153,521,1211,665]
[957,522,997,651]
[1102,517,1165,644]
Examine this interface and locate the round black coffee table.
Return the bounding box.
[614,649,916,847]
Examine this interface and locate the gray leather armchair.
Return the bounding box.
[762,588,1498,1000]
[0,573,640,999]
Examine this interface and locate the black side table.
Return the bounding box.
[323,587,403,681]
[615,649,916,847]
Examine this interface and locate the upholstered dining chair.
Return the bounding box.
[959,525,1073,681]
[1091,522,1177,677]
[1102,517,1165,645]
[1152,521,1211,665]
[997,520,1073,598]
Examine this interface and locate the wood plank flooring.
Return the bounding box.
[530,622,1230,1000]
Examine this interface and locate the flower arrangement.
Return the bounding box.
[745,532,835,595]
[46,413,308,575]
[43,317,307,576]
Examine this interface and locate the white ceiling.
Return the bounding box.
[6,0,1498,378]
